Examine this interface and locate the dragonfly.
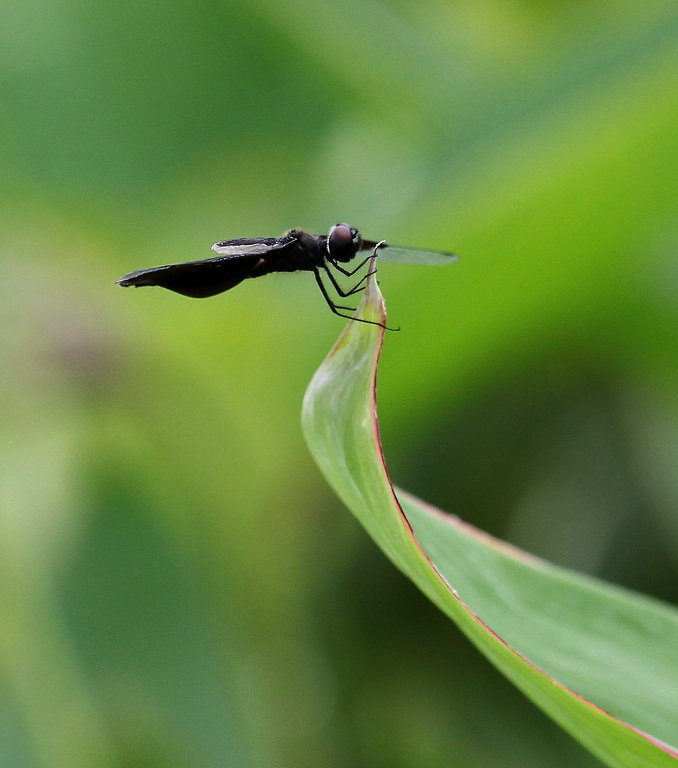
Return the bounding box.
[117,223,457,329]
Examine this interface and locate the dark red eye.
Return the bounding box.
[328,223,360,262]
[329,223,352,245]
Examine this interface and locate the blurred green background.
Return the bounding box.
[1,1,676,766]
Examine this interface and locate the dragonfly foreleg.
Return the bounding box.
[327,253,373,277]
[323,263,376,297]
[312,268,392,330]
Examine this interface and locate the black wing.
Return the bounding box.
[361,239,457,265]
[117,236,293,298]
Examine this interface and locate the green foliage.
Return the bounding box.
[302,274,678,767]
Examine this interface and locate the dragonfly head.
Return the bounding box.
[327,223,362,263]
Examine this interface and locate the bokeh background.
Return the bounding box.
[1,1,676,766]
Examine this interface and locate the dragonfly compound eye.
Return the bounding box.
[328,222,359,262]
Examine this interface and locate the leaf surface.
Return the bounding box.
[302,269,678,768]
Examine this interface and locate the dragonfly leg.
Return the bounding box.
[323,263,376,297]
[312,268,397,331]
[327,253,373,277]
[312,268,356,311]
[346,268,377,294]
[329,239,385,277]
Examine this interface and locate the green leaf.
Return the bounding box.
[301,269,678,768]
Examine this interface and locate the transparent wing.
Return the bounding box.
[210,236,289,257]
[361,240,458,265]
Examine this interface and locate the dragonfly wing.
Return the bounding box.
[117,254,261,298]
[117,234,299,298]
[210,236,292,257]
[360,240,457,265]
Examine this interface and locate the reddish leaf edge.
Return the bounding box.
[357,270,678,762]
[395,490,678,759]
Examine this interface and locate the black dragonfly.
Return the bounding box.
[117,223,456,329]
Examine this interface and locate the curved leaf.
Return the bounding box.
[301,268,678,768]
